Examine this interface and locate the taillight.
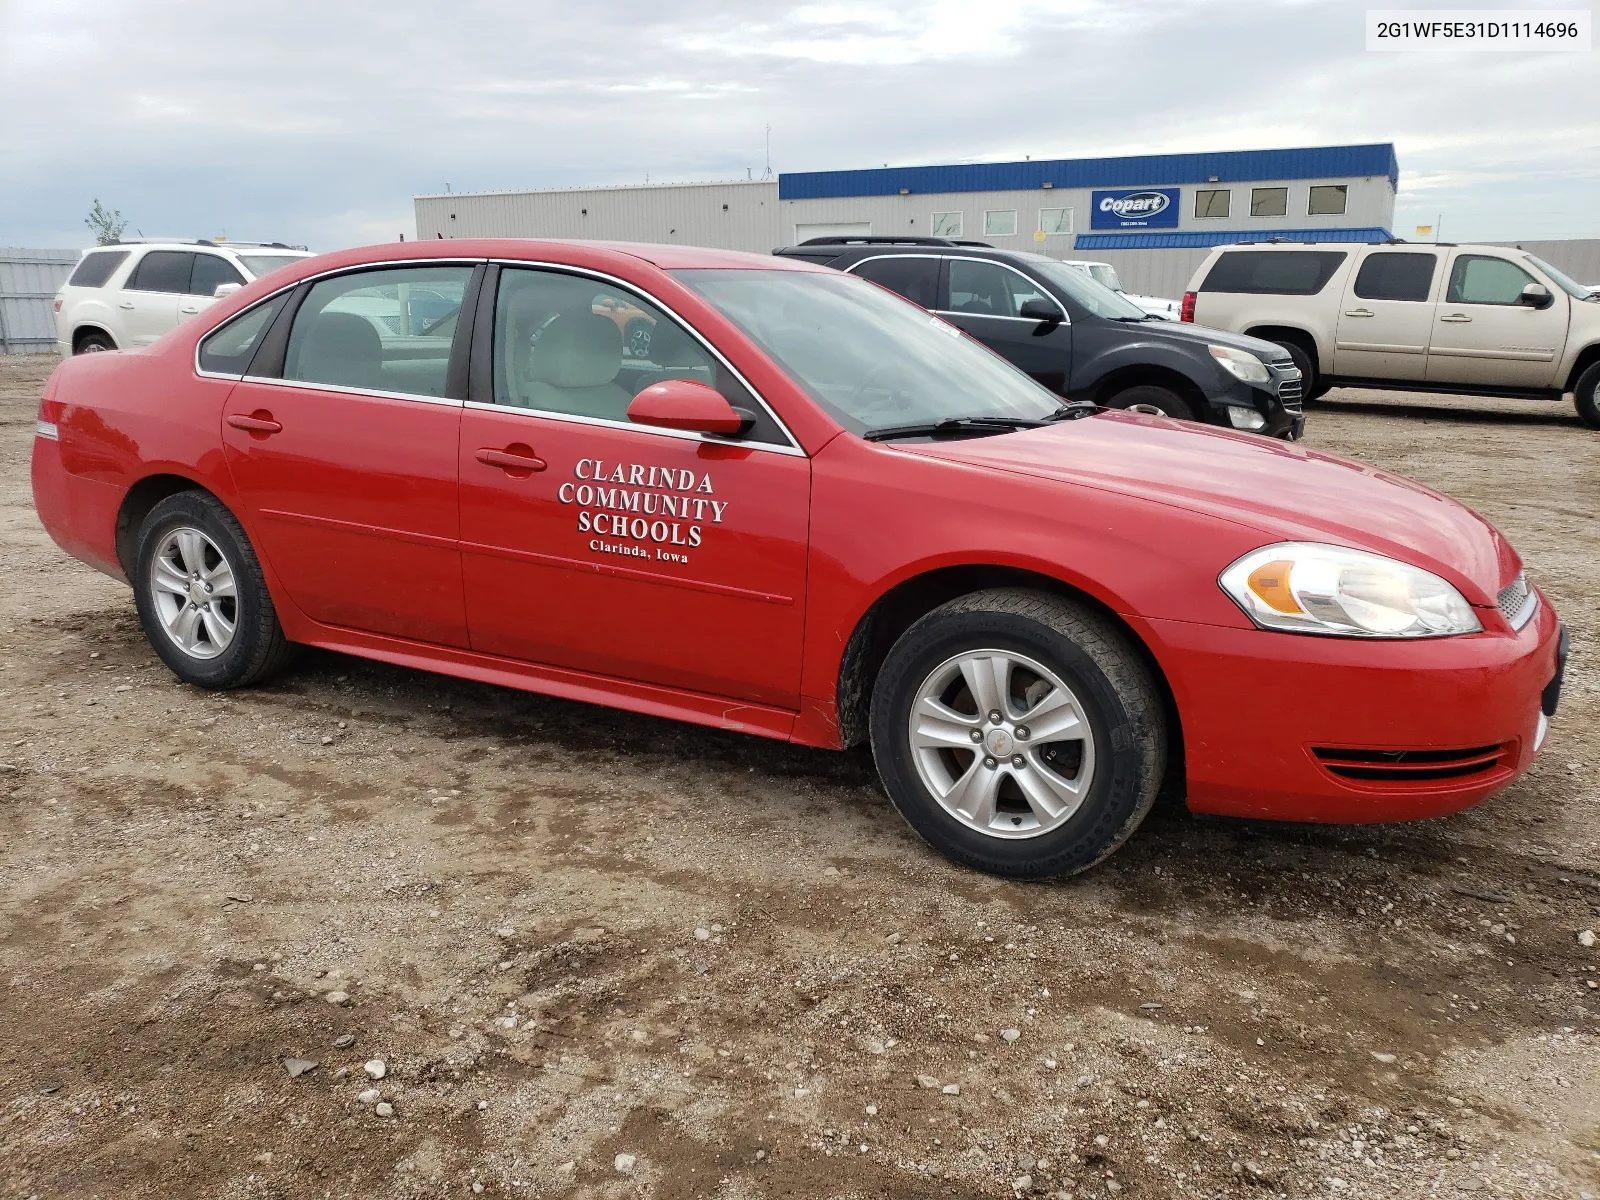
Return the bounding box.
[1180,291,1196,323]
[53,298,63,313]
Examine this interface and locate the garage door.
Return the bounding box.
[794,222,871,245]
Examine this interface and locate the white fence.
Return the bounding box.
[0,248,77,355]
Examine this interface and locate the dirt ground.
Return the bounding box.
[1,352,1596,1200]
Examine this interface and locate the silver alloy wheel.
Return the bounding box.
[148,526,238,660]
[907,648,1097,840]
[80,340,109,353]
[1126,402,1168,416]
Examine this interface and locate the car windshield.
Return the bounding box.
[1029,260,1147,319]
[1525,254,1594,301]
[237,254,310,280]
[1087,264,1122,291]
[674,268,1067,436]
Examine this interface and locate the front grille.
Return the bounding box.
[1496,574,1537,629]
[1313,744,1511,786]
[1275,369,1303,412]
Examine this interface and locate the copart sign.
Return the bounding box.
[1090,188,1181,230]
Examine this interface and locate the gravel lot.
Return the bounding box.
[2,352,1596,1200]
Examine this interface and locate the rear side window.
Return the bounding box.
[68,250,129,288]
[1353,252,1436,302]
[284,265,473,397]
[850,257,939,308]
[198,295,290,375]
[190,254,245,297]
[126,251,195,294]
[1201,251,1347,296]
[1447,255,1536,305]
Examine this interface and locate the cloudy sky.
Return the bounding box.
[2,0,1595,251]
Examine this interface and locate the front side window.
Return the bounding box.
[491,267,786,443]
[930,211,964,238]
[1308,184,1348,216]
[126,251,195,294]
[1250,187,1289,217]
[1353,252,1437,302]
[1026,259,1147,319]
[675,268,1066,437]
[1195,189,1230,219]
[284,265,472,396]
[198,295,290,375]
[1038,208,1073,235]
[851,256,939,308]
[944,259,1056,319]
[1447,255,1536,305]
[189,254,245,297]
[67,250,130,288]
[1201,251,1348,296]
[983,210,1018,237]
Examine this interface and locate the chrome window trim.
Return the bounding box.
[488,257,804,454]
[193,257,488,382]
[236,374,465,408]
[941,256,1070,324]
[461,400,806,457]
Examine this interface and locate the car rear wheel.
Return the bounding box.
[133,491,295,689]
[1271,339,1321,402]
[869,589,1166,879]
[1103,385,1195,422]
[1574,362,1600,430]
[75,330,115,354]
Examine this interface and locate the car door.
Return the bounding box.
[1425,251,1570,388]
[220,262,478,647]
[180,253,246,325]
[936,258,1073,394]
[117,250,190,345]
[457,264,810,709]
[1332,249,1440,380]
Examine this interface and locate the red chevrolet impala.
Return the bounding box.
[30,240,1566,877]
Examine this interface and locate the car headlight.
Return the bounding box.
[1219,543,1482,638]
[1209,344,1271,384]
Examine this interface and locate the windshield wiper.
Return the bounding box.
[1043,400,1097,420]
[862,414,1052,442]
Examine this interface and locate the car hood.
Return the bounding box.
[1110,316,1288,360]
[909,412,1515,604]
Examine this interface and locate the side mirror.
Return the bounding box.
[213,282,243,299]
[1018,297,1063,329]
[627,379,749,436]
[1519,282,1553,309]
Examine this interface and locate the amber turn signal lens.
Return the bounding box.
[1246,559,1302,614]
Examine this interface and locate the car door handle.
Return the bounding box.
[179,305,200,314]
[1440,313,1472,323]
[226,412,282,434]
[476,446,547,473]
[118,302,135,310]
[1343,308,1375,318]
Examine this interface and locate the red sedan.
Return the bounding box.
[30,240,1566,877]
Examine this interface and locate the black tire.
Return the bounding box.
[869,589,1166,879]
[1574,362,1600,430]
[1271,338,1321,401]
[75,329,116,354]
[1103,384,1196,423]
[132,491,295,689]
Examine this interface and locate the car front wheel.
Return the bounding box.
[869,589,1166,879]
[1103,384,1195,422]
[133,491,295,689]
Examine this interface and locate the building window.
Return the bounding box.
[1038,208,1073,235]
[930,211,964,238]
[1250,187,1289,217]
[1195,189,1230,219]
[983,210,1018,237]
[1308,184,1348,216]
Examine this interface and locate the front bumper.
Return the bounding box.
[1132,596,1563,823]
[1207,362,1305,440]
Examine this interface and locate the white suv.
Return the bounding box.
[1060,259,1180,320]
[1182,241,1600,429]
[54,240,314,355]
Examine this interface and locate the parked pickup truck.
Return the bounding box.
[1181,241,1600,429]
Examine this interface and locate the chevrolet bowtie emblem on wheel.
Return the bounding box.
[984,728,1015,757]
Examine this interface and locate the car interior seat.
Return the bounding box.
[293,311,384,390]
[521,311,632,420]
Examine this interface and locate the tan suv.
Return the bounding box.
[1181,242,1600,429]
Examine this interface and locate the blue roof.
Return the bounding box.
[779,145,1399,200]
[1073,227,1394,250]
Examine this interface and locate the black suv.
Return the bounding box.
[773,237,1305,439]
